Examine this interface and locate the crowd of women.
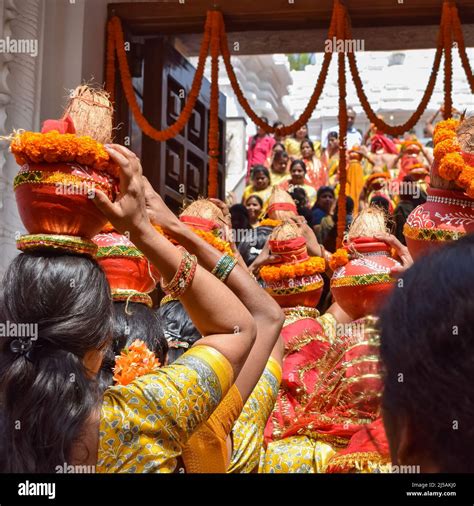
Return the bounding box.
[236,108,446,254]
[0,91,473,475]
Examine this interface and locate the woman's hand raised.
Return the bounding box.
[92,144,150,237]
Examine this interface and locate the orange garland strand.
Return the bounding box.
[443,1,453,119]
[345,1,445,137]
[105,18,116,106]
[106,14,212,141]
[336,0,348,248]
[450,2,474,94]
[208,11,221,198]
[218,6,337,136]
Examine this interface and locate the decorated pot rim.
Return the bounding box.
[95,244,144,259]
[16,233,98,256]
[403,223,465,242]
[13,168,115,199]
[111,289,153,308]
[331,272,395,288]
[265,274,324,295]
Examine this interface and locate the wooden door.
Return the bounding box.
[112,37,226,214]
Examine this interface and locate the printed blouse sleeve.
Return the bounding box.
[98,345,233,472]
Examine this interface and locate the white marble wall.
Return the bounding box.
[0,0,44,277]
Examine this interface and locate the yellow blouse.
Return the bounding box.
[97,345,233,473]
[227,357,282,473]
[181,385,243,473]
[242,185,273,213]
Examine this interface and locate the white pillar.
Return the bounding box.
[0,0,45,277]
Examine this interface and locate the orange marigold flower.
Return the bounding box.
[258,218,282,228]
[192,228,234,256]
[433,128,456,146]
[329,248,349,270]
[9,131,119,178]
[113,339,161,386]
[438,152,465,181]
[433,118,460,135]
[457,165,474,190]
[433,137,459,163]
[260,256,325,282]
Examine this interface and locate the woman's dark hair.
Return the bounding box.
[250,117,269,149]
[272,142,285,151]
[327,131,338,141]
[379,235,474,472]
[238,226,272,267]
[230,204,252,245]
[288,187,308,209]
[99,302,168,389]
[244,195,263,208]
[250,165,270,180]
[0,252,113,472]
[293,123,308,139]
[290,159,307,173]
[273,121,284,129]
[300,138,314,152]
[157,301,201,363]
[272,150,289,164]
[316,186,335,202]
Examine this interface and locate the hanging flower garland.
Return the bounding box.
[106,14,212,141]
[345,1,445,137]
[208,10,221,198]
[105,18,116,106]
[450,2,474,94]
[335,0,348,248]
[217,8,336,136]
[443,2,453,119]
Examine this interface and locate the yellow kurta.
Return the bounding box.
[97,345,233,473]
[227,357,282,473]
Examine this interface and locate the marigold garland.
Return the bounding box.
[432,118,474,198]
[450,2,474,94]
[329,248,349,271]
[217,8,336,136]
[344,0,445,137]
[433,136,459,163]
[260,256,326,283]
[10,131,119,177]
[192,227,233,256]
[208,10,220,198]
[106,13,212,141]
[113,339,161,386]
[258,218,282,228]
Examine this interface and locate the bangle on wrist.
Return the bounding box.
[160,249,197,298]
[212,254,237,283]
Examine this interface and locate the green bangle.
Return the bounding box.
[212,254,237,282]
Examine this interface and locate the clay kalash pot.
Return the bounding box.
[404,117,474,259]
[93,230,160,306]
[331,237,401,321]
[11,86,118,241]
[260,223,325,309]
[14,162,116,238]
